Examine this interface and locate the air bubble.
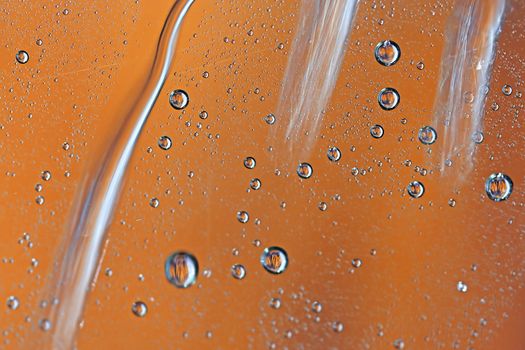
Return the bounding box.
[131,301,148,317]
[169,89,189,109]
[485,173,513,202]
[158,136,172,150]
[16,50,29,64]
[407,181,425,198]
[165,252,199,288]
[374,40,400,66]
[327,147,341,162]
[261,247,288,274]
[378,88,400,110]
[231,264,246,280]
[418,126,437,145]
[297,162,313,179]
[370,124,384,139]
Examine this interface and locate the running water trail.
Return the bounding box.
[275,0,359,158]
[43,1,194,348]
[432,0,505,180]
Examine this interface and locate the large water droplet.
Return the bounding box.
[485,173,513,202]
[327,147,341,162]
[165,252,199,288]
[297,162,313,179]
[374,40,400,66]
[378,88,400,110]
[244,157,256,169]
[16,50,29,64]
[418,126,437,145]
[370,124,384,139]
[407,181,425,198]
[261,246,288,274]
[169,89,189,109]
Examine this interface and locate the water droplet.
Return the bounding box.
[231,264,246,280]
[318,202,327,211]
[416,61,425,70]
[351,258,362,268]
[41,171,51,181]
[448,198,456,207]
[393,338,405,349]
[35,196,45,205]
[199,110,208,119]
[472,131,484,144]
[237,210,249,223]
[332,321,344,333]
[165,252,199,288]
[249,178,261,190]
[407,181,425,198]
[374,40,400,66]
[485,173,513,202]
[269,298,281,309]
[457,281,468,293]
[378,88,400,110]
[418,126,437,145]
[264,114,276,125]
[16,50,29,64]
[131,301,148,317]
[6,296,19,310]
[370,124,384,139]
[169,89,189,109]
[149,197,159,208]
[36,39,43,46]
[261,247,288,274]
[39,318,51,332]
[297,162,313,179]
[502,84,513,96]
[311,301,322,313]
[158,136,172,150]
[327,147,341,162]
[244,157,256,169]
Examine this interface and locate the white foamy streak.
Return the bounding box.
[44,1,194,349]
[432,0,505,177]
[277,0,359,155]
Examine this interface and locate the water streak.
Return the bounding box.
[432,0,505,179]
[276,0,359,156]
[43,1,194,348]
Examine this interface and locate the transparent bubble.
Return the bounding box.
[502,84,513,96]
[374,40,400,66]
[297,162,313,179]
[264,113,276,125]
[249,178,261,190]
[231,264,246,280]
[158,136,172,150]
[6,296,19,310]
[418,126,437,145]
[131,301,148,317]
[485,173,513,202]
[407,181,425,198]
[16,50,29,64]
[378,88,400,110]
[236,210,250,223]
[327,146,341,162]
[457,281,468,293]
[41,170,52,181]
[165,252,199,288]
[370,124,384,139]
[169,89,189,109]
[261,246,288,274]
[149,197,159,208]
[243,156,256,169]
[332,321,344,333]
[472,131,484,144]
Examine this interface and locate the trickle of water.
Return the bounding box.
[327,147,341,162]
[231,264,246,280]
[131,301,148,317]
[243,156,256,169]
[261,247,288,274]
[407,181,425,198]
[165,251,199,288]
[485,173,513,202]
[418,126,437,145]
[16,50,29,64]
[374,40,400,66]
[297,162,313,179]
[158,136,172,150]
[169,89,189,109]
[370,124,384,139]
[378,88,400,110]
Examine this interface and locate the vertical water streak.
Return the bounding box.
[44,1,194,349]
[432,0,505,178]
[276,0,359,156]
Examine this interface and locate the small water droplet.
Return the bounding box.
[39,318,51,332]
[374,40,400,66]
[457,281,468,293]
[131,301,148,317]
[261,247,288,274]
[416,61,425,70]
[485,173,513,202]
[502,84,513,96]
[311,301,322,313]
[6,296,19,310]
[297,162,313,179]
[351,258,362,268]
[237,210,249,223]
[158,136,172,150]
[378,88,400,110]
[16,50,29,64]
[472,131,484,144]
[269,298,281,309]
[370,124,384,139]
[332,321,344,333]
[231,264,246,280]
[244,157,256,169]
[418,126,437,145]
[149,197,159,208]
[41,171,52,181]
[169,89,189,109]
[35,196,45,205]
[327,147,341,162]
[393,338,405,349]
[407,181,425,198]
[264,114,276,125]
[318,202,327,211]
[249,178,261,190]
[165,252,199,288]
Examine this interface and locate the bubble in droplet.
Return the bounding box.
[261,246,288,274]
[41,170,51,181]
[502,84,513,96]
[249,178,261,190]
[467,130,484,146]
[244,156,256,169]
[407,181,425,198]
[16,50,29,64]
[149,197,159,208]
[231,264,246,280]
[169,89,189,109]
[418,126,437,145]
[370,124,384,139]
[269,298,281,309]
[327,147,341,162]
[311,301,322,313]
[6,296,19,310]
[158,136,172,150]
[264,114,276,125]
[237,210,249,223]
[165,252,199,288]
[378,88,400,110]
[131,301,148,317]
[297,162,313,179]
[393,338,405,349]
[374,40,400,66]
[332,321,344,333]
[457,281,468,293]
[485,173,513,202]
[39,318,51,332]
